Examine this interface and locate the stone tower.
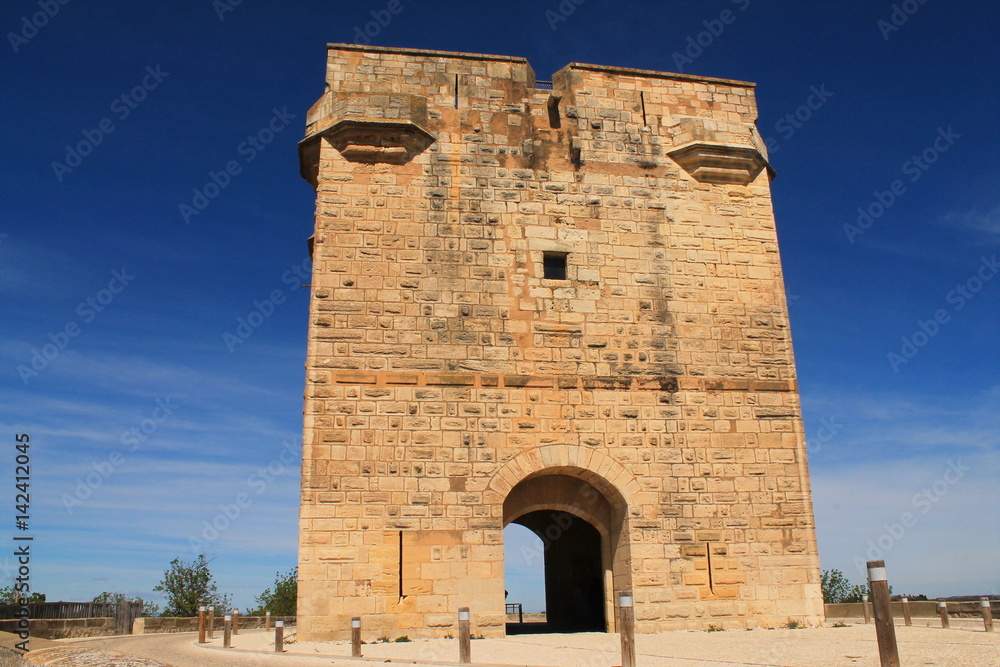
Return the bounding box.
[296,44,823,641]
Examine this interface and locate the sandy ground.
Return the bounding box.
[195,623,1000,667]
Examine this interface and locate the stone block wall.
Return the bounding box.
[297,44,822,641]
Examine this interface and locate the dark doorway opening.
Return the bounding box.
[508,510,605,634]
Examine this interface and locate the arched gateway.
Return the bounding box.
[295,44,824,641]
[494,447,638,633]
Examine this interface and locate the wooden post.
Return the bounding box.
[458,607,471,664]
[867,560,899,667]
[274,620,284,653]
[352,617,362,657]
[266,611,271,630]
[232,608,239,635]
[901,597,911,626]
[981,598,994,633]
[207,606,214,639]
[618,591,636,667]
[862,595,871,624]
[937,600,949,628]
[198,605,207,643]
[223,615,232,648]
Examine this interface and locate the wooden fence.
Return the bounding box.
[0,601,142,634]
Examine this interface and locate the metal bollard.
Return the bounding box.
[867,560,899,667]
[198,605,207,643]
[618,591,635,667]
[458,607,471,664]
[862,594,871,624]
[352,617,362,657]
[274,620,284,653]
[207,605,215,639]
[223,615,232,648]
[938,600,950,629]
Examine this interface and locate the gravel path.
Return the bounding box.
[66,624,1000,667]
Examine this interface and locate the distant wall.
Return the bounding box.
[133,616,295,634]
[505,613,547,623]
[826,601,991,618]
[0,618,114,639]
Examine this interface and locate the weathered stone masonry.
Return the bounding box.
[296,43,823,641]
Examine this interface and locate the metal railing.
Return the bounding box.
[534,81,553,90]
[505,603,523,623]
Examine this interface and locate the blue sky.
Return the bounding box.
[2,0,997,614]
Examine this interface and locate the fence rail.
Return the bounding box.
[0,601,141,623]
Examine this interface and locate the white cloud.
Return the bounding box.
[805,385,1000,596]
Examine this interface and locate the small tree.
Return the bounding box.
[92,591,159,617]
[821,569,874,603]
[153,555,229,616]
[248,567,297,616]
[0,586,44,604]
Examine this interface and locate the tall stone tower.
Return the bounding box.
[296,44,822,641]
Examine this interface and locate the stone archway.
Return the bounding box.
[501,465,632,633]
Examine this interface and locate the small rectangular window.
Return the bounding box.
[543,252,568,280]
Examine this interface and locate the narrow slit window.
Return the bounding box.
[543,252,568,280]
[398,530,404,598]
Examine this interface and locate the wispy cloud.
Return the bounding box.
[803,385,1000,464]
[806,384,1000,594]
[941,203,1000,243]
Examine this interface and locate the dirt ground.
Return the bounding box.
[200,623,1000,667]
